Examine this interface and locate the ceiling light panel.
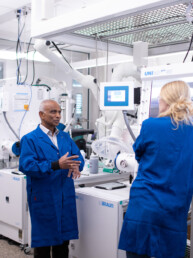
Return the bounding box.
[72,3,193,47]
[110,23,193,47]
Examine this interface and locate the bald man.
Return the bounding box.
[19,100,84,258]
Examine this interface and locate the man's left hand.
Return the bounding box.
[67,166,81,179]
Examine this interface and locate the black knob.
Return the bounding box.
[46,41,51,46]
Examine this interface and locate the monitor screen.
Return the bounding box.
[108,90,125,102]
[104,86,128,107]
[100,82,134,110]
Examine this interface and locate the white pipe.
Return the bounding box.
[96,111,118,127]
[34,39,98,102]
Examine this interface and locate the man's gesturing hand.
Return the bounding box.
[68,166,81,179]
[59,152,81,169]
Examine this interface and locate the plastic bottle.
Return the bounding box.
[89,153,99,174]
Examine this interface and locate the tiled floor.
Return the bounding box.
[0,236,33,258]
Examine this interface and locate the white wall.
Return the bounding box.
[2,58,91,131]
[4,59,54,84]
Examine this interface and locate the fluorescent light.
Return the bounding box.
[0,50,16,60]
[0,50,50,62]
[0,76,24,81]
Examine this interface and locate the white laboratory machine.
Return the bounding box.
[69,182,130,258]
[0,169,28,245]
[140,62,193,124]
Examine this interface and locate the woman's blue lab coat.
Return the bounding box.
[119,117,193,258]
[19,126,84,247]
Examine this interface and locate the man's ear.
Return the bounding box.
[39,111,44,119]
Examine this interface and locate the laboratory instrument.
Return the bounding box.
[0,169,28,245]
[69,183,130,258]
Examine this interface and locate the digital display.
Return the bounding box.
[104,86,129,107]
[100,82,134,111]
[107,90,125,102]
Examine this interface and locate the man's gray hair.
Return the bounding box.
[39,99,57,112]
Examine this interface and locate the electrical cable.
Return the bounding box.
[18,84,32,139]
[51,41,73,69]
[20,37,32,85]
[17,16,23,84]
[16,13,26,84]
[183,32,193,62]
[18,17,26,38]
[30,50,36,85]
[3,112,19,140]
[16,16,21,84]
[90,15,184,37]
[32,84,51,91]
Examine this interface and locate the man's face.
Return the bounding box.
[39,101,61,130]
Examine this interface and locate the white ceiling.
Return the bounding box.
[0,0,105,43]
[0,0,104,59]
[0,0,30,9]
[0,1,31,43]
[54,0,105,13]
[0,5,11,16]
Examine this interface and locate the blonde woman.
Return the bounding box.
[119,81,193,258]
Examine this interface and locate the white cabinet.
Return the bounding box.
[0,169,28,244]
[69,184,130,258]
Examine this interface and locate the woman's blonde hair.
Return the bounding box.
[159,80,193,127]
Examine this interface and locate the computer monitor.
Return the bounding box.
[100,81,134,110]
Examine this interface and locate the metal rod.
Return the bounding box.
[102,19,187,40]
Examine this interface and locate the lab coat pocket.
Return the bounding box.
[30,191,59,240]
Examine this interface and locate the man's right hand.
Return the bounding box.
[59,152,81,170]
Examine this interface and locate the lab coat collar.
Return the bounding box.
[35,125,60,151]
[39,124,59,137]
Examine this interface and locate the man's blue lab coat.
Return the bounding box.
[19,125,84,247]
[119,117,193,258]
